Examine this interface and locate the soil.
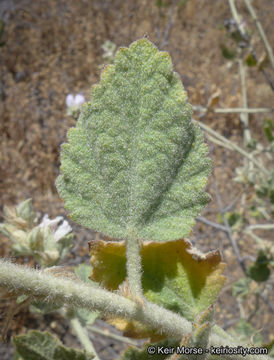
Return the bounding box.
[0,0,273,359]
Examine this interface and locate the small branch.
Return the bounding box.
[238,59,251,145]
[88,324,140,346]
[227,0,274,91]
[196,120,269,176]
[258,293,274,313]
[206,134,233,150]
[193,106,274,114]
[1,296,32,342]
[160,0,179,48]
[196,216,229,234]
[70,317,100,360]
[247,224,274,231]
[247,293,260,322]
[243,0,274,70]
[214,107,274,113]
[227,0,247,37]
[223,190,245,212]
[0,258,191,339]
[212,174,247,275]
[0,259,271,360]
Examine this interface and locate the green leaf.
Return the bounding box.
[264,118,274,142]
[230,319,262,346]
[16,199,36,224]
[220,44,236,60]
[29,301,62,315]
[225,212,242,228]
[263,339,274,357]
[57,39,211,242]
[247,263,271,283]
[13,330,94,360]
[247,250,271,283]
[245,53,257,67]
[232,277,251,298]
[74,264,96,285]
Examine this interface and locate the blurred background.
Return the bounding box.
[0,0,273,359]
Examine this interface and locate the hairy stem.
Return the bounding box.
[125,227,144,302]
[0,259,271,360]
[70,317,100,360]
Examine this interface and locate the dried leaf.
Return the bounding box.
[89,239,225,338]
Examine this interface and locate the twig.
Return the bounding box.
[238,59,251,145]
[70,317,100,360]
[1,296,32,342]
[227,0,274,91]
[247,224,274,231]
[258,293,274,313]
[227,0,247,37]
[196,120,269,176]
[196,216,229,234]
[223,190,245,212]
[212,173,247,274]
[88,324,140,346]
[192,106,274,114]
[206,134,233,150]
[243,0,274,70]
[0,259,191,339]
[247,293,260,322]
[0,259,272,360]
[214,107,274,113]
[212,174,274,315]
[160,0,179,48]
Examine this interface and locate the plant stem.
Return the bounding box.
[87,325,140,346]
[212,174,246,274]
[214,107,274,113]
[227,0,246,37]
[125,226,144,303]
[243,0,274,70]
[196,120,269,176]
[0,259,271,360]
[193,106,274,114]
[247,224,274,231]
[70,317,100,360]
[196,216,229,234]
[0,258,190,338]
[238,58,251,145]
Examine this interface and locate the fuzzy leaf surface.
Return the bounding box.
[57,38,211,241]
[89,239,225,338]
[13,330,93,360]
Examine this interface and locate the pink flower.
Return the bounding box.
[66,94,85,108]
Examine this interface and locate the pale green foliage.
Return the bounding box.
[13,330,93,360]
[0,199,73,267]
[57,39,211,241]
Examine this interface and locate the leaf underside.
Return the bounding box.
[57,38,211,241]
